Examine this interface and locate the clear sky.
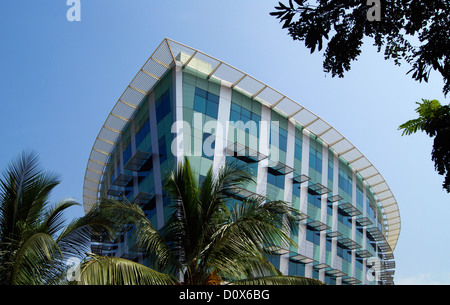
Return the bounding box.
[0,1,448,285]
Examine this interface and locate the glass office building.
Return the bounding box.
[83,39,400,285]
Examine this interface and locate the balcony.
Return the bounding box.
[124,151,152,172]
[112,173,132,187]
[107,188,122,198]
[338,237,362,250]
[292,173,311,184]
[338,202,362,217]
[307,220,330,231]
[325,268,347,278]
[366,226,385,242]
[131,192,155,206]
[356,249,373,258]
[327,194,343,203]
[309,183,331,195]
[289,253,315,264]
[265,246,291,255]
[356,216,373,227]
[226,141,267,163]
[267,161,295,176]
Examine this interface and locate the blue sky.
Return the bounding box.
[0,1,448,285]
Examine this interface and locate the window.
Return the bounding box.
[289,261,305,277]
[194,88,219,119]
[308,190,321,208]
[338,168,352,196]
[156,90,171,123]
[367,195,376,220]
[292,184,300,197]
[306,227,320,245]
[279,127,287,152]
[202,132,215,160]
[158,136,167,163]
[309,146,322,173]
[270,124,287,152]
[123,143,132,165]
[267,172,284,189]
[328,159,334,181]
[356,187,363,210]
[135,119,150,149]
[338,209,352,229]
[294,137,302,160]
[229,102,260,137]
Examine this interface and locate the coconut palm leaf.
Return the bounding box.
[79,254,177,285]
[78,156,323,286]
[0,151,117,285]
[232,275,325,285]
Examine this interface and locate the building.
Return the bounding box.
[83,38,400,285]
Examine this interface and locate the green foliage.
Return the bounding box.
[0,151,117,284]
[399,99,450,192]
[79,157,324,285]
[399,99,443,135]
[270,1,450,95]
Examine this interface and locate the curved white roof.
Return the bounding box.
[82,38,400,252]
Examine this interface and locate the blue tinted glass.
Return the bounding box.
[230,109,240,122]
[267,172,276,186]
[241,107,251,119]
[156,91,171,123]
[231,102,241,113]
[279,134,287,151]
[159,137,167,163]
[195,87,207,98]
[295,144,302,160]
[207,92,220,104]
[202,133,215,160]
[123,144,132,165]
[328,160,334,181]
[292,185,300,197]
[252,113,261,122]
[193,96,206,113]
[206,101,219,118]
[135,120,150,148]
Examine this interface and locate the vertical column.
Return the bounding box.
[351,170,357,280]
[172,61,184,167]
[300,129,311,278]
[256,106,271,197]
[117,136,127,257]
[212,81,232,176]
[129,118,143,264]
[148,91,165,229]
[130,119,139,199]
[318,143,329,282]
[332,152,341,285]
[279,119,296,275]
[362,182,368,285]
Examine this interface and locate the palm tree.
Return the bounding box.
[79,157,323,285]
[0,151,114,285]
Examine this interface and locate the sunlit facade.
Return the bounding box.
[83,39,400,285]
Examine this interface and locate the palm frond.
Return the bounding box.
[11,232,62,285]
[78,254,178,285]
[231,275,325,285]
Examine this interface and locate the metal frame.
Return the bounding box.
[82,38,400,253]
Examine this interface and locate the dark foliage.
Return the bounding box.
[271,0,450,95]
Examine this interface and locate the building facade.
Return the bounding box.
[83,39,400,285]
